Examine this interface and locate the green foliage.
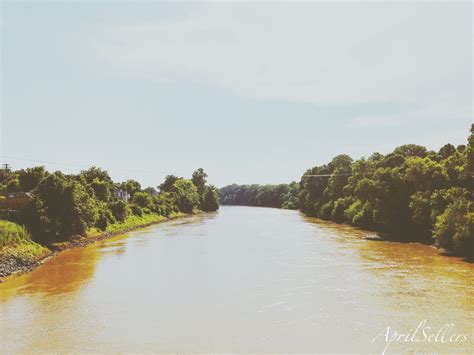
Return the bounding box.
[143,187,157,195]
[220,182,299,209]
[88,178,111,202]
[109,200,130,222]
[192,168,208,195]
[434,195,473,258]
[151,192,177,217]
[94,204,115,231]
[159,175,180,192]
[79,166,113,185]
[0,220,51,270]
[130,204,143,217]
[120,179,142,197]
[7,179,21,192]
[27,172,98,241]
[3,163,218,251]
[170,178,199,213]
[297,125,473,254]
[18,166,48,192]
[201,185,220,212]
[0,220,32,247]
[131,192,153,209]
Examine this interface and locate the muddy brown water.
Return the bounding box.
[1,206,473,353]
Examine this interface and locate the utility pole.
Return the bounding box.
[2,163,10,194]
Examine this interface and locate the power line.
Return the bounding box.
[301,174,353,177]
[0,155,188,176]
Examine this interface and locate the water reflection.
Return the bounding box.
[0,246,98,300]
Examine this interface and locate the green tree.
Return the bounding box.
[159,175,180,192]
[201,185,219,212]
[433,195,473,258]
[6,178,21,192]
[131,191,153,209]
[88,178,111,202]
[18,166,48,192]
[120,179,142,197]
[170,179,199,213]
[192,168,208,195]
[27,172,98,241]
[80,167,113,185]
[109,200,130,222]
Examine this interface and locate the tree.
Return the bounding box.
[88,178,111,202]
[120,179,142,197]
[109,200,130,222]
[192,168,208,195]
[219,183,298,209]
[393,144,428,158]
[201,185,219,212]
[439,143,456,159]
[27,172,98,241]
[170,178,199,213]
[159,175,180,192]
[18,166,48,192]
[433,195,473,258]
[6,179,21,192]
[131,191,153,209]
[143,187,157,195]
[464,124,474,188]
[79,167,113,185]
[152,192,177,217]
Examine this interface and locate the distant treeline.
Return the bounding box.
[1,167,219,245]
[222,125,474,259]
[220,182,299,209]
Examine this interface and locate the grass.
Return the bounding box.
[86,211,187,238]
[0,220,51,267]
[0,220,33,247]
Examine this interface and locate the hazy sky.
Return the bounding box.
[1,2,472,188]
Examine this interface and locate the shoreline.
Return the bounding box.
[0,211,198,282]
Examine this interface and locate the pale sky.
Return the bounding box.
[1,1,472,188]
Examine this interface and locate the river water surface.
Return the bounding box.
[1,206,473,353]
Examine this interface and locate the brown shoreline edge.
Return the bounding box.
[0,212,199,282]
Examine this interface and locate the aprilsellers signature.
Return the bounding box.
[372,320,468,354]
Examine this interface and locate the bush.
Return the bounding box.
[131,192,153,209]
[331,198,349,223]
[94,204,116,231]
[434,198,474,258]
[130,204,143,217]
[109,200,130,222]
[319,201,334,220]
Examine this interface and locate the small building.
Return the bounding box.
[0,192,33,211]
[113,189,130,203]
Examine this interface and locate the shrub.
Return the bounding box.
[434,198,474,257]
[109,200,130,222]
[319,201,334,220]
[130,204,143,217]
[331,198,349,223]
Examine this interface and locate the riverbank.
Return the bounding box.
[0,211,192,281]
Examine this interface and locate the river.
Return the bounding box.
[0,206,473,353]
